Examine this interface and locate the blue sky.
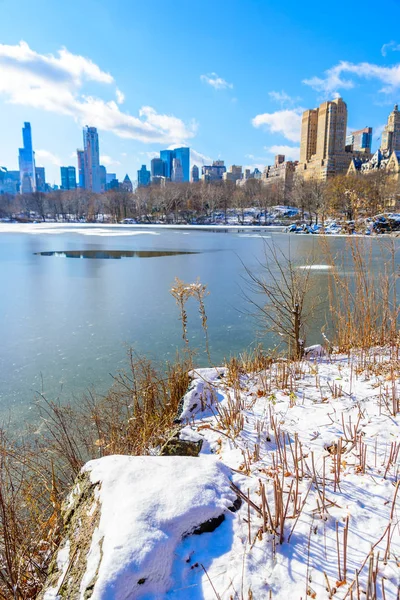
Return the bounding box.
[2,0,400,185]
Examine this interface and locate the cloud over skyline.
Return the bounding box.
[252,108,303,143]
[0,41,196,146]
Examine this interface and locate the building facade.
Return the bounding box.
[381,105,400,154]
[137,165,151,187]
[159,147,190,182]
[60,166,77,190]
[202,160,226,181]
[83,126,101,193]
[18,122,36,194]
[346,127,372,153]
[223,165,243,182]
[35,167,46,193]
[191,164,199,182]
[77,150,85,188]
[151,158,164,180]
[297,98,351,180]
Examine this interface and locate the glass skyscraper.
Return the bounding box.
[160,147,190,182]
[18,122,36,194]
[77,150,85,188]
[60,166,77,190]
[83,127,101,193]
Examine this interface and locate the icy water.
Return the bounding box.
[0,224,397,424]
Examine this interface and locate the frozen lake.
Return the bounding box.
[0,223,395,424]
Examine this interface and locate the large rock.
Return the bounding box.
[40,455,237,599]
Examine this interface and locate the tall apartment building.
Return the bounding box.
[300,110,318,163]
[381,105,400,154]
[83,126,101,193]
[297,98,351,180]
[18,122,36,194]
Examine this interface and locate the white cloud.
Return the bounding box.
[0,41,196,145]
[35,149,62,166]
[268,90,301,106]
[100,155,121,167]
[303,60,400,95]
[265,145,300,161]
[200,73,233,90]
[252,108,304,142]
[190,149,213,166]
[381,42,400,57]
[116,88,125,104]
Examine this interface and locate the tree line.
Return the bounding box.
[0,169,398,224]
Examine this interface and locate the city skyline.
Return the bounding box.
[1,0,400,184]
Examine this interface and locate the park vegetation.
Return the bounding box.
[0,168,399,224]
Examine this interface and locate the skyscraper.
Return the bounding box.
[60,166,77,190]
[121,174,133,192]
[18,122,36,194]
[191,164,199,182]
[35,167,46,192]
[151,157,164,180]
[160,147,190,182]
[297,98,350,179]
[173,147,190,182]
[300,109,318,163]
[172,158,184,183]
[83,127,101,192]
[77,150,85,188]
[99,165,107,192]
[137,165,151,187]
[381,105,400,154]
[160,150,174,179]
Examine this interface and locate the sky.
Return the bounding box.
[2,0,400,185]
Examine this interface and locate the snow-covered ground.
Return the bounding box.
[46,349,400,599]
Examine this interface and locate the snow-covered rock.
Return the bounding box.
[42,455,237,600]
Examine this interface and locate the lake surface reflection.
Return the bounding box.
[0,224,397,424]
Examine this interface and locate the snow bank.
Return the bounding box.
[80,455,237,599]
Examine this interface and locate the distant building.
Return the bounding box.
[262,155,297,196]
[60,166,77,190]
[0,168,20,195]
[159,147,190,181]
[346,127,372,153]
[108,178,120,190]
[202,160,226,182]
[172,158,184,183]
[77,150,85,188]
[173,148,190,182]
[223,165,243,182]
[191,164,199,182]
[160,150,174,179]
[151,157,164,180]
[137,165,151,187]
[381,105,400,154]
[297,98,351,180]
[99,165,107,192]
[35,167,46,192]
[106,173,116,184]
[83,126,101,192]
[121,174,133,192]
[18,122,36,194]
